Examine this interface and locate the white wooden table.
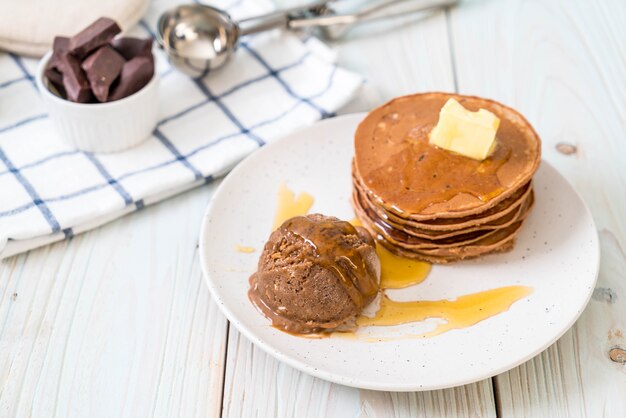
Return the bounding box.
[1,0,625,416]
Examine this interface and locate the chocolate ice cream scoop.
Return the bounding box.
[249,214,381,334]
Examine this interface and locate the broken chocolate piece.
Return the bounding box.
[47,36,70,72]
[112,37,153,61]
[57,53,92,103]
[47,82,66,99]
[68,17,121,59]
[44,67,66,98]
[45,67,63,87]
[46,37,70,99]
[81,45,125,102]
[53,36,70,53]
[108,57,154,101]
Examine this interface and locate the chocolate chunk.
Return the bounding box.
[57,53,92,103]
[47,82,67,99]
[111,37,153,61]
[108,57,154,101]
[45,66,63,86]
[53,36,70,53]
[52,36,70,58]
[47,36,70,72]
[69,17,121,59]
[81,45,125,102]
[45,37,70,99]
[45,68,66,98]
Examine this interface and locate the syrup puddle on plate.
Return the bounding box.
[378,245,432,289]
[351,218,431,289]
[273,183,314,229]
[235,245,256,253]
[260,184,533,340]
[357,286,533,338]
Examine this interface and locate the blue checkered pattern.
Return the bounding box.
[0,0,363,258]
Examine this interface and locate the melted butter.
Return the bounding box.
[235,245,256,253]
[273,183,314,229]
[351,218,431,289]
[357,286,532,337]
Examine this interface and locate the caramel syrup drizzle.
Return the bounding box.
[265,185,531,339]
[357,286,533,338]
[273,183,314,230]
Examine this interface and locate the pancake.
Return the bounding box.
[387,195,533,251]
[358,213,523,263]
[351,92,541,263]
[353,185,533,241]
[354,172,533,236]
[377,231,518,264]
[415,221,526,256]
[353,93,541,221]
[353,189,534,251]
[356,207,528,263]
[353,162,533,232]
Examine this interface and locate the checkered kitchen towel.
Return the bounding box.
[0,0,363,258]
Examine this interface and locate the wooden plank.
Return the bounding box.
[222,329,496,418]
[0,183,228,417]
[220,9,496,418]
[449,0,626,416]
[334,8,456,111]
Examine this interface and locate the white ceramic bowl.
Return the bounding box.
[36,51,159,153]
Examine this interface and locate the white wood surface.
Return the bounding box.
[222,329,496,418]
[1,0,625,417]
[0,183,228,417]
[446,1,626,416]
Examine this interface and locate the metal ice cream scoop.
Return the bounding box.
[156,0,459,78]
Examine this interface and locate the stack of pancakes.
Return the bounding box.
[352,93,541,263]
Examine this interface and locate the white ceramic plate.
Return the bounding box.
[199,114,599,391]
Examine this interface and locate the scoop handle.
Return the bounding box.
[238,1,330,36]
[288,0,459,30]
[239,0,458,38]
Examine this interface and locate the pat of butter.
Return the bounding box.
[429,98,500,160]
